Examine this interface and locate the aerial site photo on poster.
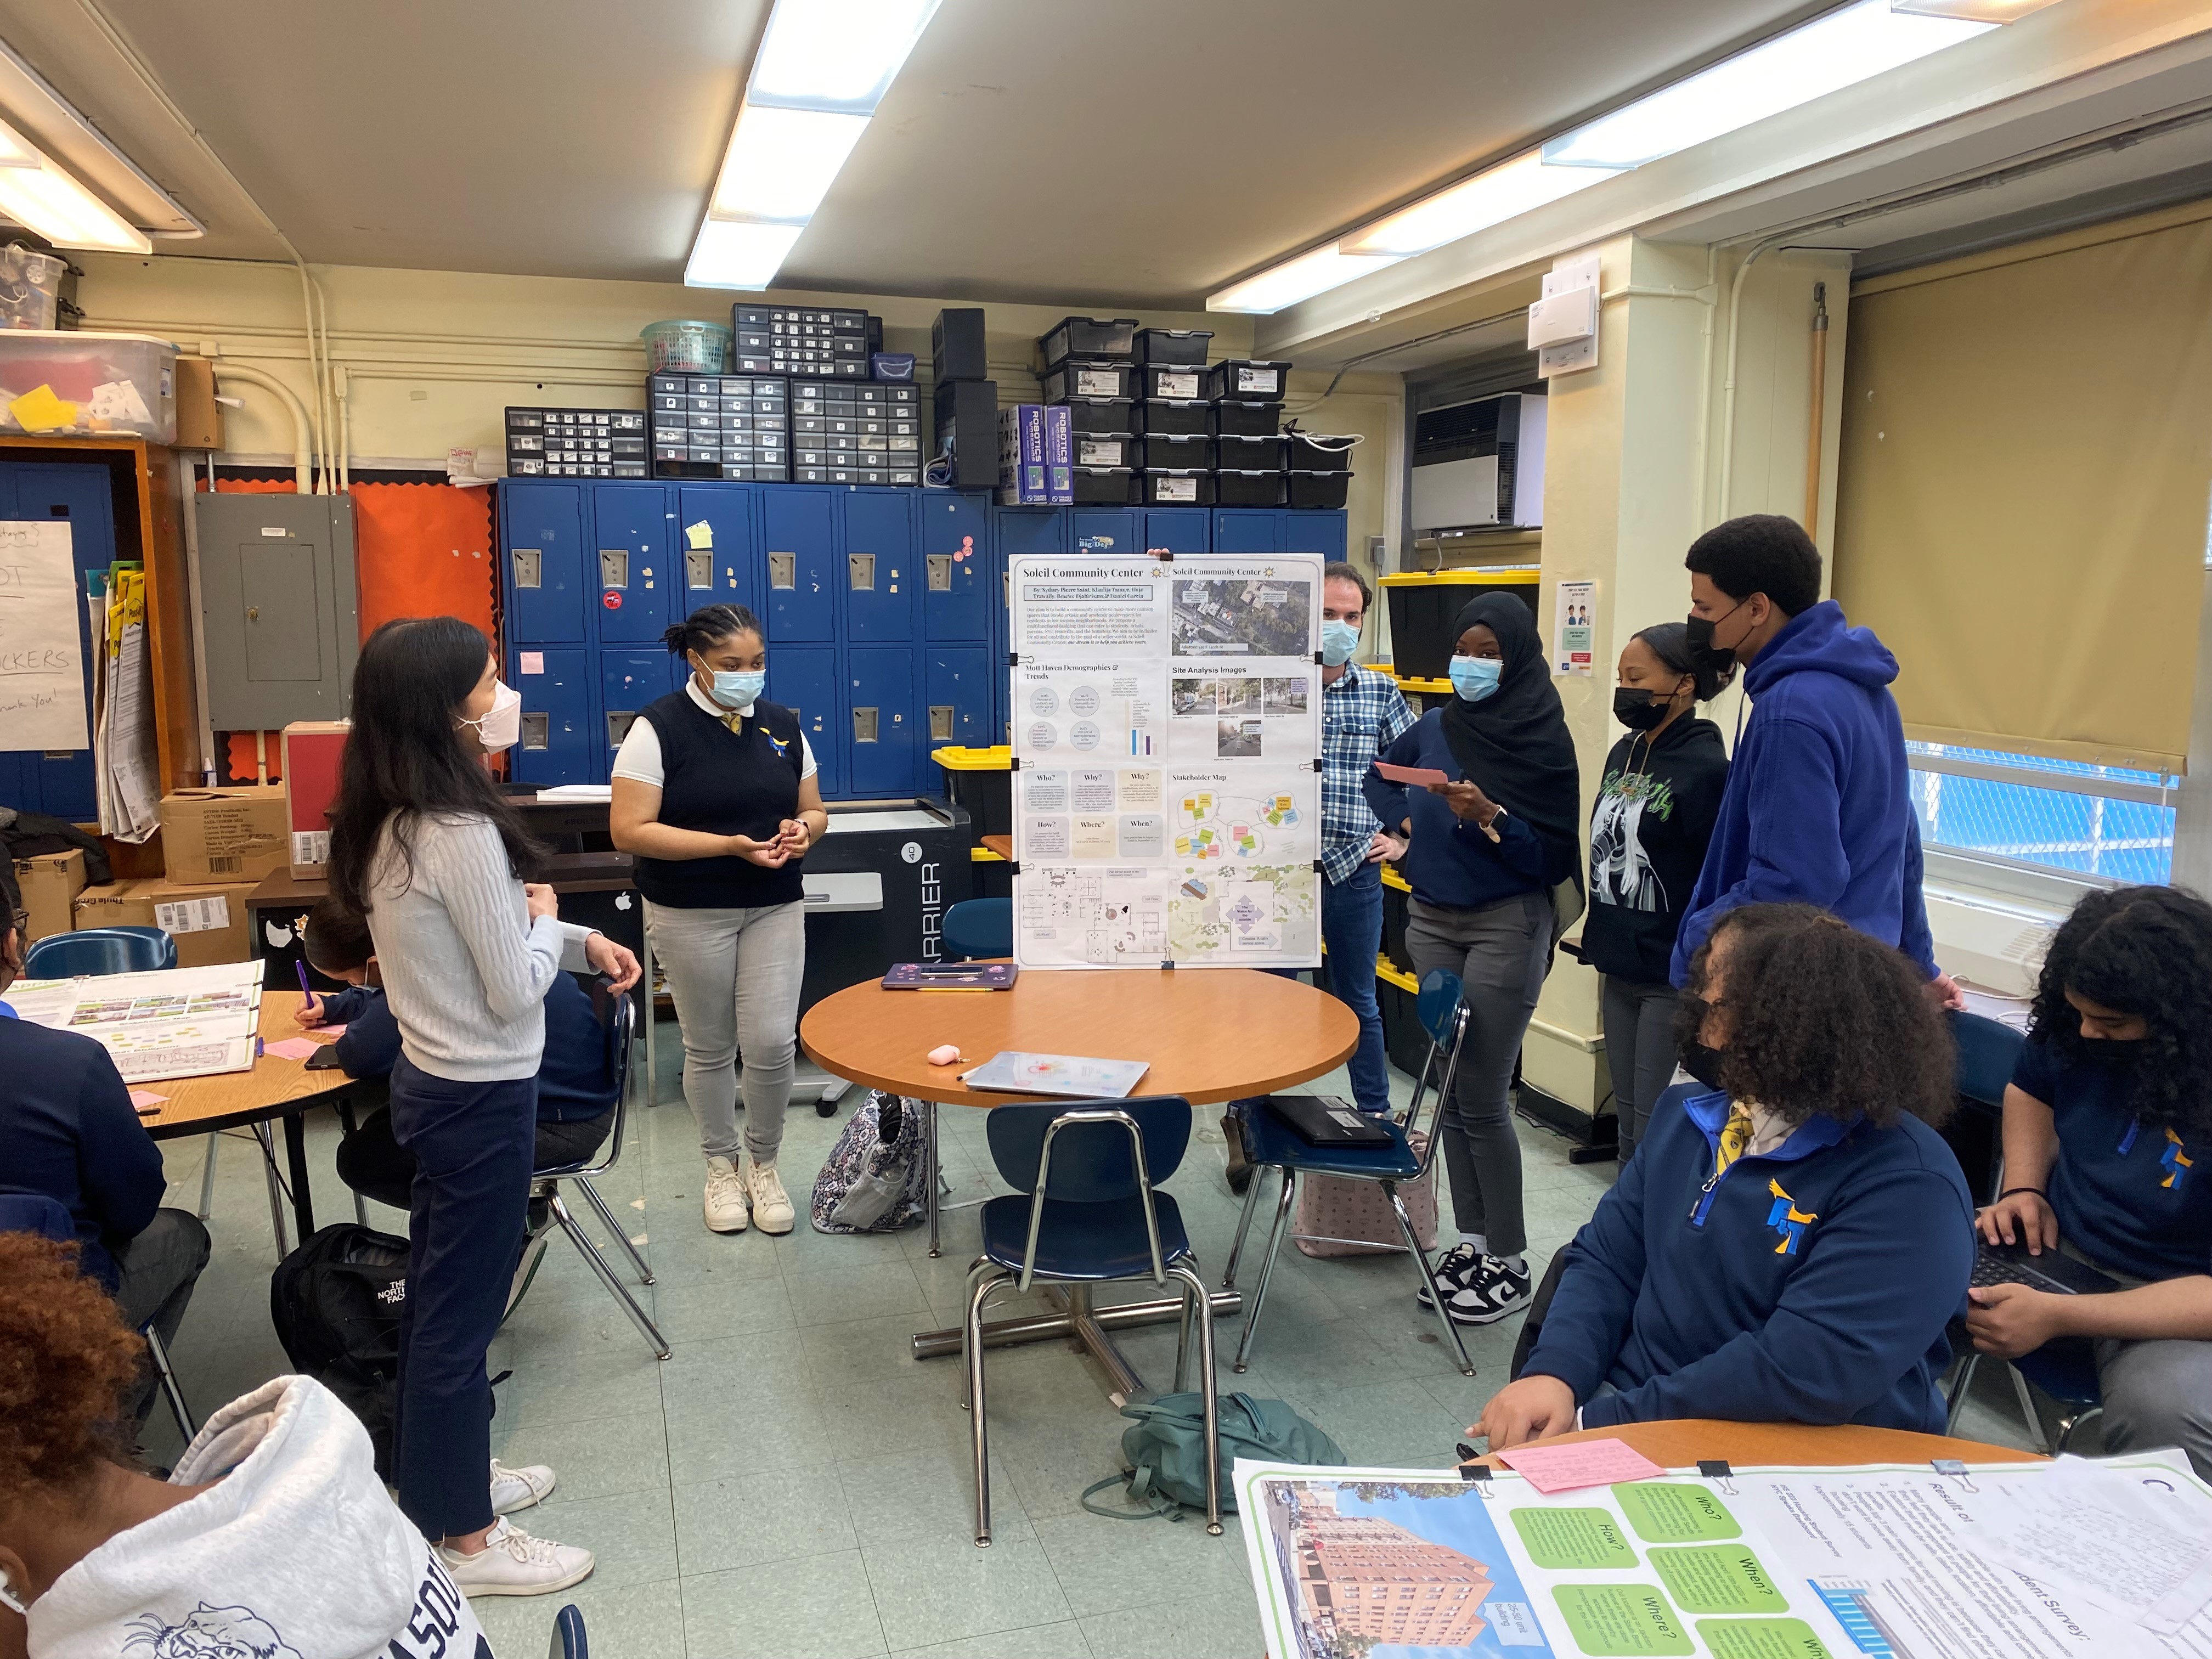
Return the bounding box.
[1009,555,1323,968]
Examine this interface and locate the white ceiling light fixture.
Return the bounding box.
[0,113,150,253]
[1890,0,2062,20]
[1207,243,1406,314]
[687,0,944,290]
[1342,150,1618,259]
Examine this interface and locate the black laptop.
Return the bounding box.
[1262,1094,1395,1148]
[1972,1239,2121,1296]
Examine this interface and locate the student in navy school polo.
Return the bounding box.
[1477,903,1975,1447]
[1970,884,2212,1479]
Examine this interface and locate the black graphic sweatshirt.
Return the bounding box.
[1582,715,1729,985]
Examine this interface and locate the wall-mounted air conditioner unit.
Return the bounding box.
[1409,391,1545,535]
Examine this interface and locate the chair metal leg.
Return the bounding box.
[924,1099,941,1258]
[958,1257,992,1411]
[1168,1263,1223,1534]
[1222,1160,1269,1290]
[2007,1360,2052,1455]
[548,1193,670,1360]
[1232,1167,1299,1374]
[1391,1182,1474,1376]
[1944,1351,1981,1435]
[337,1099,368,1227]
[197,1132,220,1221]
[144,1325,196,1443]
[573,1173,654,1285]
[1173,1278,1194,1395]
[2055,1403,2103,1455]
[966,1268,1003,1547]
[252,1123,289,1256]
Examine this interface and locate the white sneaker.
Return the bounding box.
[744,1157,795,1235]
[703,1154,749,1233]
[438,1517,593,1598]
[490,1457,556,1515]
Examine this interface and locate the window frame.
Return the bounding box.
[1908,743,2178,905]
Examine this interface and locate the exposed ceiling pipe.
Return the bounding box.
[209,364,312,492]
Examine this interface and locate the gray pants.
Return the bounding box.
[1405,891,1551,1258]
[2097,1334,2212,1481]
[115,1208,211,1421]
[1600,977,1681,1162]
[645,898,805,1166]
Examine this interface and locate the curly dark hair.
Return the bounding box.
[0,1234,142,1507]
[2029,884,2212,1133]
[1678,902,1955,1128]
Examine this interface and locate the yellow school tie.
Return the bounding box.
[1714,1105,1754,1182]
[722,712,747,736]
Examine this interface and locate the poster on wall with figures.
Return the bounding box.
[1009,555,1323,969]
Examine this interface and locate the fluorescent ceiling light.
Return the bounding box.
[686,219,804,289]
[709,103,871,223]
[749,0,944,114]
[1209,244,1404,314]
[1343,150,1615,258]
[0,116,149,252]
[1544,0,1990,170]
[1890,0,2059,18]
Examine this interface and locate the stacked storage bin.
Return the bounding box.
[1037,318,1139,506]
[734,304,878,378]
[1131,328,1214,506]
[932,307,998,490]
[1285,425,1357,510]
[505,407,648,478]
[646,374,791,481]
[1205,358,1294,509]
[793,381,922,486]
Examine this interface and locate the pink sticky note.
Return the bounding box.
[1494,1437,1667,1494]
[1374,761,1451,787]
[128,1089,168,1110]
[262,1036,321,1060]
[318,1024,347,1039]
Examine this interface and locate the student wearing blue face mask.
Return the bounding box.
[611,604,827,1238]
[1365,594,1583,1325]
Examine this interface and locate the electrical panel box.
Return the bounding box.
[198,492,360,731]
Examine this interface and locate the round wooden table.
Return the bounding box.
[1475,1420,2039,1470]
[800,967,1360,1395]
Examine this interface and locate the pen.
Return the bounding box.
[296,958,315,1014]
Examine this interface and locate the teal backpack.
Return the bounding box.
[1082,1391,1346,1521]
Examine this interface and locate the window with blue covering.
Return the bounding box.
[1908,741,2176,889]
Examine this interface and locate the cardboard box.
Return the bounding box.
[13,849,86,943]
[173,357,224,450]
[281,721,350,876]
[74,878,258,969]
[159,785,289,883]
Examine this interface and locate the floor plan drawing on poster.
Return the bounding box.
[1009,553,1322,969]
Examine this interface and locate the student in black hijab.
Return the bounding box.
[1365,592,1583,1326]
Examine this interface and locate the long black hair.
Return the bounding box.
[326,616,543,913]
[1633,620,1730,702]
[663,603,764,657]
[2029,884,2212,1133]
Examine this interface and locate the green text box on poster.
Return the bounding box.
[1617,1482,1742,1542]
[1552,1585,1694,1656]
[1511,1507,1638,1569]
[1698,1618,1837,1659]
[1650,1545,1788,1614]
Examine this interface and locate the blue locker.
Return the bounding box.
[924,646,994,753]
[768,644,841,800]
[995,507,1066,557]
[600,651,674,773]
[761,488,834,642]
[1288,510,1348,557]
[847,646,918,797]
[676,484,758,617]
[591,484,673,643]
[1070,508,1137,554]
[921,492,990,642]
[1211,510,1285,554]
[504,483,585,643]
[1142,508,1209,555]
[512,646,594,785]
[841,489,916,642]
[3,462,118,820]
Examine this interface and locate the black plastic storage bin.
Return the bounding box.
[1381,572,1542,682]
[1062,397,1136,436]
[1215,434,1285,472]
[1070,465,1140,505]
[1285,471,1351,509]
[1143,470,1215,506]
[1133,328,1212,366]
[1286,431,1359,472]
[1137,432,1214,470]
[1203,359,1293,400]
[1042,360,1135,403]
[1216,470,1286,507]
[1212,400,1285,437]
[1071,431,1137,469]
[933,307,989,383]
[1378,967,1429,1077]
[1133,399,1211,437]
[1135,362,1208,401]
[1381,874,1412,974]
[1040,317,1138,367]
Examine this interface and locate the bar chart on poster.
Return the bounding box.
[1008,554,1322,969]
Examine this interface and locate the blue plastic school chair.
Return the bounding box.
[962,1096,1220,1545]
[548,1604,588,1658]
[25,924,175,977]
[942,897,1013,962]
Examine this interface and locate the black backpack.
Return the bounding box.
[269,1223,409,1478]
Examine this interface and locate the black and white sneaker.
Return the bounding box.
[1443,1256,1534,1326]
[1414,1243,1482,1308]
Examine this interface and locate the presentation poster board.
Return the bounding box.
[1009,554,1323,969]
[0,520,86,749]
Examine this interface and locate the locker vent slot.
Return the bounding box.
[521,713,550,751]
[853,707,879,743]
[848,552,876,590]
[770,551,795,589]
[607,712,636,746]
[926,555,952,591]
[599,549,629,588]
[685,549,712,589]
[929,704,955,741]
[512,548,543,589]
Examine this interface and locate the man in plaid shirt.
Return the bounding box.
[1224,562,1415,1188]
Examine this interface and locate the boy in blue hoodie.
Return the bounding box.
[1478,904,1974,1446]
[1669,514,1960,1007]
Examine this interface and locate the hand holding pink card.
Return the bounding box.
[1374,761,1450,787]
